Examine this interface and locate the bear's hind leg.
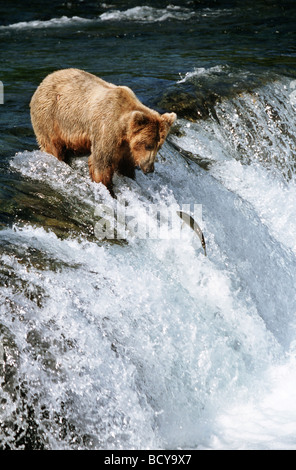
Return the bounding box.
[41,138,67,162]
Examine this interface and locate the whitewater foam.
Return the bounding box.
[0,213,281,449]
[0,5,195,30]
[100,5,195,23]
[172,76,296,255]
[0,16,92,30]
[0,5,238,31]
[177,65,226,84]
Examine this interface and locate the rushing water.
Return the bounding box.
[1,0,296,450]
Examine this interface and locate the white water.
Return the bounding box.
[0,15,93,30]
[0,6,193,30]
[2,75,296,449]
[177,65,226,83]
[100,5,195,22]
[0,5,233,30]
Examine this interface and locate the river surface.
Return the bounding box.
[1,0,296,450]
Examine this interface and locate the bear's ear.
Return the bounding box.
[130,111,150,131]
[161,112,177,127]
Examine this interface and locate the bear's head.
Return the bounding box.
[127,111,176,174]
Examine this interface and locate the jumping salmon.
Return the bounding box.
[177,211,207,256]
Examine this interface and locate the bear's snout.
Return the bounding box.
[141,162,155,174]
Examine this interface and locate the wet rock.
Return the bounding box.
[158,83,221,122]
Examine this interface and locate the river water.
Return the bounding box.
[1,0,296,450]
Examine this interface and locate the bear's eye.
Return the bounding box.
[145,144,155,151]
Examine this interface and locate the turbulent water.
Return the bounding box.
[1,0,296,450]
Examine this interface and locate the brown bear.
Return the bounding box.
[30,68,176,192]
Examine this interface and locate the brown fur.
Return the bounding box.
[30,68,176,192]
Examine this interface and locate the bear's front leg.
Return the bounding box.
[88,154,115,195]
[116,142,136,179]
[117,153,136,179]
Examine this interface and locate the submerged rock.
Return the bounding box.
[158,86,220,122]
[156,66,278,123]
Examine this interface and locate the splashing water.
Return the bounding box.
[2,29,296,448]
